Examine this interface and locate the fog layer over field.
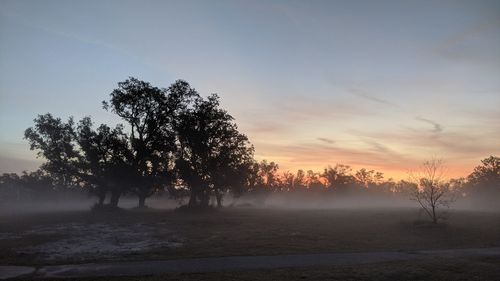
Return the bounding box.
[0,195,179,215]
[1,191,498,216]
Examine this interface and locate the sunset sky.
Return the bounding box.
[1,0,499,179]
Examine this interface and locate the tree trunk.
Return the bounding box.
[188,190,198,207]
[97,190,106,206]
[216,191,223,208]
[109,191,120,208]
[98,194,105,206]
[200,190,210,207]
[138,195,146,208]
[432,205,437,224]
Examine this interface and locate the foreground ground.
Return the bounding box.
[1,206,499,279]
[3,246,500,280]
[14,257,498,281]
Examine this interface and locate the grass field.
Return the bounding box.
[1,206,499,268]
[32,256,500,281]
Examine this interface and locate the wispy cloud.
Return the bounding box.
[363,139,392,154]
[252,140,416,178]
[317,137,335,144]
[349,88,398,107]
[348,124,499,161]
[272,95,372,122]
[416,116,443,133]
[433,18,500,65]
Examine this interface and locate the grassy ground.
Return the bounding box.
[1,207,499,267]
[13,257,500,281]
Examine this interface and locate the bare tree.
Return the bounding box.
[408,159,456,224]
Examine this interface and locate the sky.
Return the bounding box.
[0,0,499,179]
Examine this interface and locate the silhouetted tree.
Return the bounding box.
[211,152,254,207]
[103,78,191,207]
[294,169,307,190]
[0,173,22,201]
[24,114,80,189]
[0,170,56,201]
[378,177,397,194]
[246,161,262,192]
[306,170,324,192]
[20,170,56,197]
[463,156,499,208]
[208,117,254,207]
[355,168,384,189]
[323,164,354,193]
[175,92,254,208]
[281,171,295,191]
[257,160,280,191]
[76,117,132,207]
[409,159,456,224]
[467,156,499,192]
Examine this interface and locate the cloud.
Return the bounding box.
[349,88,398,107]
[363,140,392,154]
[244,120,289,134]
[253,138,414,176]
[416,116,443,133]
[433,18,500,66]
[317,137,335,144]
[271,95,372,122]
[459,108,500,127]
[348,124,499,161]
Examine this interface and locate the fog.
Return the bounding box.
[0,195,179,216]
[1,191,498,217]
[233,192,500,212]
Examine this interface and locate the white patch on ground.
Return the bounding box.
[0,233,22,240]
[2,223,182,262]
[0,265,35,279]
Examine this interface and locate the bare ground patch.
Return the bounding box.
[0,208,499,265]
[0,219,182,264]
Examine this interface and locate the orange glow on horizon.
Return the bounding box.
[255,156,475,181]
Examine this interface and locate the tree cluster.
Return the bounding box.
[13,78,255,209]
[0,78,498,216]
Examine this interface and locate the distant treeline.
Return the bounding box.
[0,78,498,210]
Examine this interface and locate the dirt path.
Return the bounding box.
[2,247,500,279]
